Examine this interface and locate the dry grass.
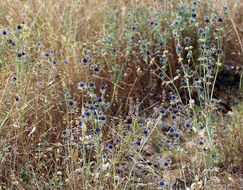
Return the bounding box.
[0,0,242,189]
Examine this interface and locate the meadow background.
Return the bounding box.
[0,0,243,189]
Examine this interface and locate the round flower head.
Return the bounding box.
[159,72,163,78]
[177,45,183,52]
[62,130,67,135]
[175,133,180,138]
[171,115,176,120]
[185,122,191,128]
[160,108,165,114]
[22,52,25,56]
[113,48,116,53]
[217,49,222,54]
[68,100,74,106]
[17,25,22,30]
[78,82,85,89]
[184,64,188,69]
[171,94,176,101]
[17,53,22,58]
[85,111,90,117]
[116,138,121,143]
[146,50,151,55]
[181,78,185,84]
[192,13,196,18]
[2,31,7,35]
[164,161,169,167]
[108,144,113,149]
[83,58,88,63]
[131,35,135,40]
[45,52,49,57]
[159,41,164,46]
[205,16,210,23]
[15,97,19,101]
[99,115,106,121]
[199,140,204,145]
[184,37,190,44]
[136,140,141,146]
[97,97,102,103]
[153,173,158,179]
[169,127,174,133]
[7,39,12,43]
[95,127,100,133]
[65,91,70,98]
[100,85,106,90]
[198,28,204,34]
[159,181,165,186]
[218,17,223,23]
[177,104,183,110]
[131,26,136,31]
[89,82,95,87]
[143,129,148,136]
[168,106,173,112]
[94,67,99,72]
[150,21,154,25]
[77,124,82,129]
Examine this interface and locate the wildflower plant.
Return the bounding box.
[0,0,242,189]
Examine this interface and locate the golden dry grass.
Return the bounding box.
[0,0,242,189]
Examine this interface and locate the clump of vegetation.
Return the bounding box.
[0,0,242,189]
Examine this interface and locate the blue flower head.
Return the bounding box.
[17,25,22,30]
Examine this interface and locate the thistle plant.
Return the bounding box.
[0,0,242,189]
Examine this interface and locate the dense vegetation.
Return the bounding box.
[0,0,242,189]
